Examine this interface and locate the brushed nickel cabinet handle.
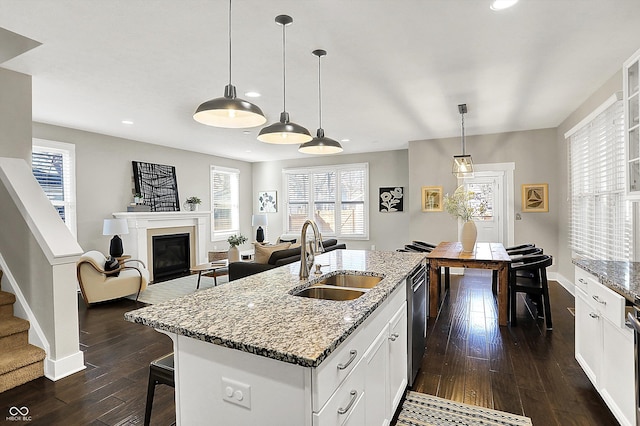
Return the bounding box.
[337,390,358,415]
[592,295,606,305]
[389,333,400,342]
[589,312,599,319]
[337,350,357,370]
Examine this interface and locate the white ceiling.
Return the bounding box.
[1,0,639,162]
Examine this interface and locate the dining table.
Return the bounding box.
[426,241,512,326]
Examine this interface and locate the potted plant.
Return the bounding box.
[443,186,487,252]
[184,196,202,211]
[227,233,248,262]
[133,192,143,204]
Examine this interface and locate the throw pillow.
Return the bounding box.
[253,242,291,264]
[104,256,120,277]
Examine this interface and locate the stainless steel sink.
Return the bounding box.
[316,273,383,289]
[294,286,366,301]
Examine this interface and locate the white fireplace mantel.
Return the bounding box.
[112,211,210,267]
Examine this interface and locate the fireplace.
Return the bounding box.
[152,233,191,282]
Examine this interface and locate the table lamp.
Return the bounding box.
[103,218,129,257]
[251,214,268,243]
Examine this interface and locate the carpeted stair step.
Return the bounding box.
[0,317,30,351]
[0,290,15,319]
[0,344,45,393]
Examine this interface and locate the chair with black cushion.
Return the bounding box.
[507,246,542,257]
[504,243,535,251]
[144,352,175,426]
[412,241,437,250]
[509,254,553,330]
[404,244,429,252]
[492,246,543,293]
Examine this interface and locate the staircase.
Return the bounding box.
[0,270,46,392]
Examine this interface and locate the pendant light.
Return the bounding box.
[452,103,474,178]
[193,0,266,128]
[299,49,343,155]
[258,15,312,144]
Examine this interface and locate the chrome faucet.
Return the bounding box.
[299,219,324,279]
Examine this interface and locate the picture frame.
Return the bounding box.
[379,187,404,212]
[132,161,180,212]
[258,191,277,213]
[521,183,549,212]
[421,186,443,212]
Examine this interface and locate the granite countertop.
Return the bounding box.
[573,258,640,303]
[124,249,425,368]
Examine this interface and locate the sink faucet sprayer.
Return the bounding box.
[299,219,325,279]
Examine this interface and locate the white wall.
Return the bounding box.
[408,128,560,268]
[251,150,410,251]
[0,68,31,162]
[32,123,255,254]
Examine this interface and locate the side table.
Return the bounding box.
[190,261,229,289]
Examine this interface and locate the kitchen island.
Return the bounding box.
[125,249,425,426]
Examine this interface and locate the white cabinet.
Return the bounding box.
[388,303,408,413]
[313,281,408,426]
[624,47,640,197]
[574,267,635,426]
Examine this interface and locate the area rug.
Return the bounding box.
[127,274,229,305]
[396,391,532,426]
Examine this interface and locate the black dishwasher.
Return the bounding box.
[406,262,427,387]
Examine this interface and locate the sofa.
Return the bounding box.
[229,238,346,281]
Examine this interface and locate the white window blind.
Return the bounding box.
[283,163,368,239]
[211,166,239,240]
[568,97,632,260]
[32,140,77,236]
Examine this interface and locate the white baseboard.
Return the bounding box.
[45,351,86,381]
[550,271,574,297]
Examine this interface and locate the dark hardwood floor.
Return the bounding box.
[0,270,620,425]
[0,297,176,425]
[411,269,619,426]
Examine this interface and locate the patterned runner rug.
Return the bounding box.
[396,391,533,426]
[127,274,229,305]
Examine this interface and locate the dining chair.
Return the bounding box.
[509,254,553,330]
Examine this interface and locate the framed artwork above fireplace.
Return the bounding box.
[132,161,180,212]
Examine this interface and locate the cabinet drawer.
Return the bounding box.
[313,358,365,426]
[312,280,406,409]
[589,279,626,328]
[574,267,596,294]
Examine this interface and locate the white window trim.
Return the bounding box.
[282,162,369,240]
[210,165,240,241]
[32,138,77,237]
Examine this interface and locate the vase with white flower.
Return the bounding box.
[227,233,247,262]
[443,186,487,252]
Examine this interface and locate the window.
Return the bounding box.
[32,139,77,236]
[283,163,368,238]
[567,94,632,260]
[211,166,239,240]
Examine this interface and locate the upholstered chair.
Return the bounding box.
[76,250,149,306]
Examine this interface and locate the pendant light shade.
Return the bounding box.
[258,15,312,144]
[299,49,343,155]
[193,0,266,129]
[452,103,474,178]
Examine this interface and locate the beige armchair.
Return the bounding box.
[77,250,149,306]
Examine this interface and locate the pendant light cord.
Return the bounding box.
[317,53,322,129]
[282,20,286,113]
[228,0,232,86]
[461,111,466,155]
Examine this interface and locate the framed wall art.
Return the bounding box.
[521,183,549,212]
[421,186,443,212]
[132,161,180,212]
[258,191,277,213]
[379,187,404,212]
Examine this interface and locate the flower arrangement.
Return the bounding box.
[186,196,201,205]
[443,186,487,222]
[227,233,248,247]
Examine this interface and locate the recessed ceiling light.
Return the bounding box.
[121,120,134,125]
[340,138,350,143]
[242,130,251,135]
[245,91,261,98]
[490,0,518,10]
